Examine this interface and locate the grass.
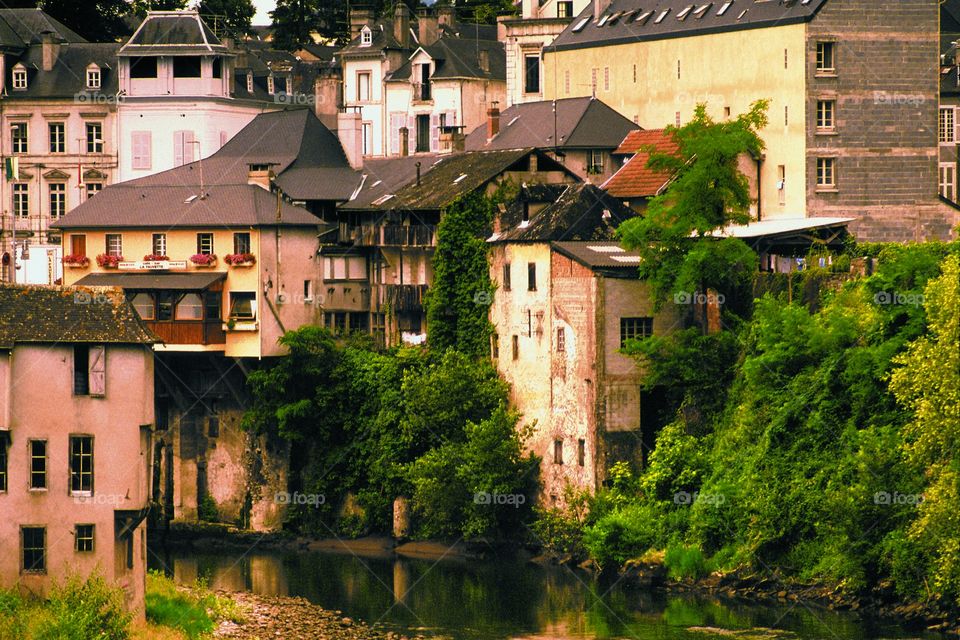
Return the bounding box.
[145,571,246,639]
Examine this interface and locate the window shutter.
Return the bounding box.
[184,131,195,162]
[430,114,440,152]
[174,131,184,167]
[88,345,105,396]
[390,113,402,155]
[407,115,416,155]
[142,133,152,169]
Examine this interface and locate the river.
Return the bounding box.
[150,546,945,640]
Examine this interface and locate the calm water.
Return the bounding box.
[150,546,942,640]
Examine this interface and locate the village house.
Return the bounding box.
[601,128,679,211]
[465,96,638,182]
[542,0,960,241]
[0,284,155,613]
[339,5,506,158]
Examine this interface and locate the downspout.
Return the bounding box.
[265,187,286,335]
[755,154,762,221]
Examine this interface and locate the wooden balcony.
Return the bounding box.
[144,320,226,346]
[375,284,428,312]
[338,223,436,247]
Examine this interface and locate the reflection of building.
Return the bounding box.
[0,284,155,613]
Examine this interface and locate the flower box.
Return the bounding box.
[63,254,90,268]
[190,254,217,267]
[224,253,256,267]
[96,254,123,268]
[143,254,170,262]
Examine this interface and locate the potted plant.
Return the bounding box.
[190,253,217,267]
[143,254,170,262]
[62,254,90,268]
[96,254,122,268]
[224,253,256,267]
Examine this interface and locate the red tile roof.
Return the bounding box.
[603,129,679,199]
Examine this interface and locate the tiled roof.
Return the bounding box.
[465,97,639,151]
[547,0,829,53]
[0,285,156,347]
[551,240,644,272]
[340,155,443,211]
[120,11,228,55]
[602,128,679,198]
[387,38,505,82]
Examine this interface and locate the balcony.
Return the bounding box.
[376,283,428,312]
[144,320,226,346]
[412,81,432,102]
[338,223,437,247]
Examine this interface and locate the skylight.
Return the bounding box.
[677,5,694,20]
[611,255,642,263]
[508,116,520,127]
[371,194,394,205]
[453,173,468,184]
[597,13,611,26]
[737,8,747,19]
[588,245,625,253]
[693,3,712,17]
[717,1,733,16]
[635,10,653,23]
[572,16,591,32]
[655,8,671,23]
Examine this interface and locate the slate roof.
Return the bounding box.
[387,38,505,82]
[0,9,86,48]
[603,128,679,198]
[465,97,639,151]
[0,285,156,347]
[120,11,229,56]
[492,183,637,242]
[547,0,829,53]
[340,19,408,56]
[7,43,120,99]
[943,0,960,55]
[341,155,444,211]
[551,241,643,273]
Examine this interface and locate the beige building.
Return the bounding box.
[0,284,155,613]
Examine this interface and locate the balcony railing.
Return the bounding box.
[143,320,226,346]
[374,284,428,312]
[338,224,437,247]
[413,82,432,101]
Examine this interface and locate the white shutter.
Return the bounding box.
[88,345,105,396]
[132,131,151,170]
[174,131,185,167]
[390,113,403,156]
[407,115,416,155]
[184,131,195,162]
[430,113,440,152]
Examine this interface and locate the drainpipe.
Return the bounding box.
[755,154,763,221]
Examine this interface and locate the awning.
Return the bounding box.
[713,217,855,239]
[710,217,854,255]
[74,272,226,290]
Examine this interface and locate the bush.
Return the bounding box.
[145,571,214,640]
[664,544,710,580]
[35,573,130,640]
[583,503,668,568]
[198,493,219,522]
[0,589,27,640]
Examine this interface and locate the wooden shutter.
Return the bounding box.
[88,345,105,396]
[407,115,416,155]
[430,113,440,152]
[71,234,86,257]
[132,132,151,170]
[174,131,184,167]
[390,113,403,155]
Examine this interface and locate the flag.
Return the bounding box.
[5,157,18,181]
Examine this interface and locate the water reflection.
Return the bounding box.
[150,548,942,640]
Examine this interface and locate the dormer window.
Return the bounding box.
[86,64,100,90]
[12,64,26,90]
[360,26,372,46]
[246,71,253,93]
[267,74,274,94]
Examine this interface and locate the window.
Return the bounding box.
[28,440,46,490]
[357,71,371,102]
[0,438,6,492]
[512,335,519,360]
[816,157,836,188]
[21,527,45,573]
[49,122,65,153]
[620,316,653,347]
[527,263,538,291]
[940,108,955,143]
[70,234,86,257]
[233,232,251,254]
[86,65,100,89]
[172,56,202,78]
[246,71,254,93]
[196,232,214,255]
[129,56,157,78]
[784,105,788,127]
[131,131,151,170]
[816,41,835,73]
[69,435,93,495]
[75,524,95,552]
[524,54,540,94]
[86,182,102,199]
[577,439,585,467]
[174,130,195,167]
[817,99,835,131]
[564,70,570,94]
[12,65,27,90]
[12,122,27,153]
[362,121,372,155]
[491,333,499,359]
[275,75,288,94]
[86,122,103,153]
[502,262,511,291]
[13,184,28,218]
[324,256,367,280]
[267,75,275,94]
[587,149,604,174]
[212,58,222,79]
[553,439,563,465]
[105,233,122,257]
[229,292,257,320]
[176,293,203,320]
[157,292,175,321]
[74,345,105,396]
[49,183,65,218]
[303,279,313,301]
[360,26,372,46]
[131,293,155,320]
[557,327,566,352]
[940,164,956,201]
[152,233,167,257]
[591,68,598,93]
[557,1,573,17]
[204,292,221,323]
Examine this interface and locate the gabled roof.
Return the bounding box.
[7,43,120,99]
[603,128,679,198]
[491,183,637,242]
[0,285,156,347]
[340,155,444,211]
[0,9,86,48]
[340,19,409,56]
[120,10,229,56]
[547,0,829,53]
[387,38,505,82]
[551,241,644,276]
[465,97,639,151]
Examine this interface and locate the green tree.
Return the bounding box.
[426,191,496,356]
[129,0,189,17]
[34,0,131,41]
[270,0,324,49]
[197,0,256,36]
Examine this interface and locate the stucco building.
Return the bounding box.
[0,284,155,613]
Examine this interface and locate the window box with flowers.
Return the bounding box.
[143,254,170,262]
[96,254,123,268]
[190,254,217,268]
[63,254,90,268]
[224,253,256,267]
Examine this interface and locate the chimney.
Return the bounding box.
[338,109,364,169]
[496,16,508,41]
[399,126,409,157]
[247,165,274,190]
[349,5,375,38]
[417,8,438,46]
[478,49,489,73]
[313,72,340,117]
[40,31,60,72]
[437,6,456,30]
[394,3,410,48]
[221,36,235,51]
[594,0,611,20]
[487,102,500,141]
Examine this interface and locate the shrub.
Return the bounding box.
[0,589,27,640]
[664,543,710,580]
[198,493,219,522]
[35,573,130,640]
[145,571,214,640]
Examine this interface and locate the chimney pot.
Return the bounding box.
[417,8,439,46]
[394,4,411,48]
[40,31,60,72]
[487,102,500,141]
[337,110,364,169]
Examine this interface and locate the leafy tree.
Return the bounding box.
[270,0,325,49]
[197,0,256,36]
[426,191,496,357]
[129,0,189,17]
[34,0,131,41]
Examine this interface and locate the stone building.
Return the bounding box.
[543,0,960,241]
[0,284,155,613]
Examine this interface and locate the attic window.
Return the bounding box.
[572,16,591,32]
[635,10,653,24]
[86,64,101,90]
[12,65,26,90]
[677,5,693,20]
[360,26,372,46]
[453,173,468,184]
[655,8,671,23]
[693,4,712,17]
[246,71,253,93]
[267,75,274,94]
[371,194,394,205]
[717,1,733,15]
[736,8,747,19]
[597,13,611,26]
